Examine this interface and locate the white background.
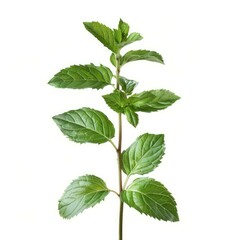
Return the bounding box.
[1,0,240,239]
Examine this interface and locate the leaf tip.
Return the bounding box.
[48,78,55,86]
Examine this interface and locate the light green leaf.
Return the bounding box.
[52,107,115,144]
[110,53,116,67]
[120,32,143,47]
[128,91,156,109]
[83,21,118,53]
[121,178,179,222]
[128,89,180,112]
[119,76,138,95]
[124,107,139,127]
[48,64,113,90]
[114,28,122,43]
[122,133,165,175]
[59,175,109,219]
[121,50,164,66]
[102,90,127,113]
[118,19,130,41]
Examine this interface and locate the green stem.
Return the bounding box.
[115,51,124,240]
[109,189,120,197]
[123,175,130,190]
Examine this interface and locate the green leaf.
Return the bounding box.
[52,107,115,144]
[83,21,118,53]
[110,53,116,67]
[118,19,130,41]
[59,175,109,219]
[124,107,139,127]
[102,90,127,113]
[128,89,180,112]
[48,64,113,90]
[121,50,164,66]
[119,76,138,95]
[114,28,122,43]
[122,133,165,175]
[120,32,143,47]
[128,91,156,109]
[121,178,179,222]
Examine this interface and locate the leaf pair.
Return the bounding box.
[116,133,178,221]
[103,89,180,127]
[59,175,178,222]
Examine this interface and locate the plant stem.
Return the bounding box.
[116,52,124,240]
[117,113,123,240]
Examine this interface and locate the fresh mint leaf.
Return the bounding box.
[48,64,113,90]
[119,76,138,95]
[121,178,179,221]
[52,107,115,144]
[118,19,130,41]
[121,50,164,66]
[128,89,180,112]
[128,91,156,108]
[110,53,116,67]
[114,28,122,43]
[102,90,127,113]
[124,107,139,127]
[83,21,118,53]
[120,32,143,47]
[122,133,165,175]
[59,175,109,219]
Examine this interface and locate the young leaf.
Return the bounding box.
[121,50,164,66]
[52,107,115,144]
[121,178,179,222]
[48,64,113,90]
[110,53,116,67]
[124,107,139,127]
[128,89,180,112]
[118,19,130,41]
[102,90,127,113]
[59,175,109,219]
[114,28,122,43]
[119,76,138,95]
[122,133,165,175]
[120,32,143,47]
[83,21,118,53]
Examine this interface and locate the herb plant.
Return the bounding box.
[48,19,180,240]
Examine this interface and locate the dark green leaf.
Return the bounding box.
[118,19,130,41]
[121,50,164,66]
[83,21,118,53]
[122,133,165,175]
[102,90,127,113]
[59,175,109,219]
[120,32,143,47]
[119,76,138,95]
[128,89,180,112]
[121,178,179,221]
[52,107,115,144]
[110,53,116,67]
[124,107,139,127]
[48,64,113,90]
